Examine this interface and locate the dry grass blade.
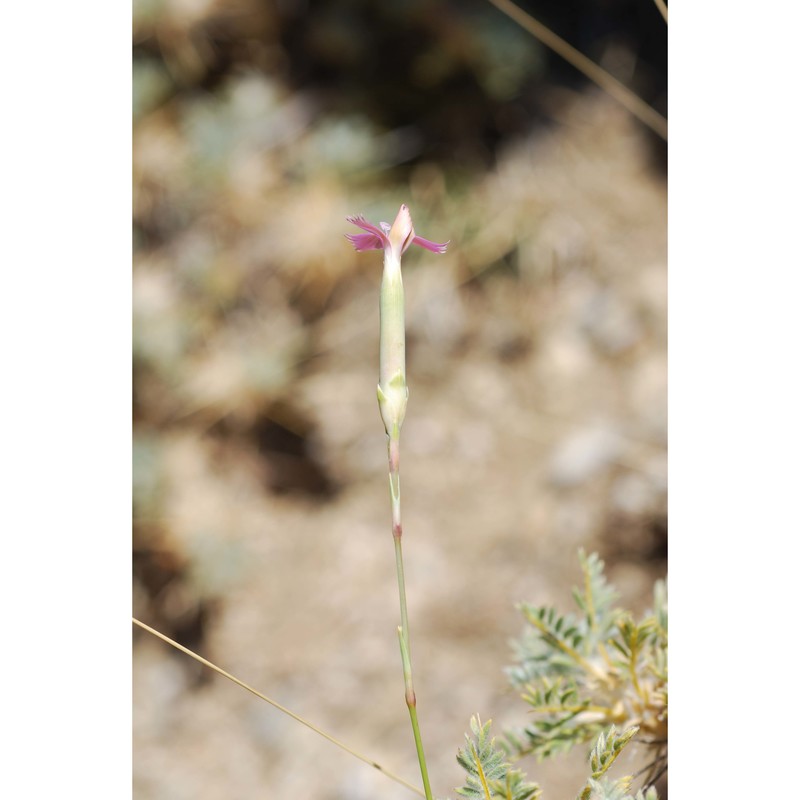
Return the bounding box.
[132,618,425,798]
[484,0,668,140]
[653,0,668,24]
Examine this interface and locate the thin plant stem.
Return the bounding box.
[652,0,668,24]
[398,627,433,800]
[388,431,434,800]
[132,617,425,798]
[390,435,411,651]
[407,705,432,796]
[484,0,668,141]
[394,537,411,654]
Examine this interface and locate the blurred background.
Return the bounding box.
[132,0,667,797]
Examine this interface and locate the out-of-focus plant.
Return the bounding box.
[453,716,542,800]
[503,552,667,772]
[447,550,668,798]
[447,551,666,799]
[450,715,660,800]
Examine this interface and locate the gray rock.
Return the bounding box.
[580,287,643,355]
[549,425,623,487]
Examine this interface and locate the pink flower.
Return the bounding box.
[346,204,448,258]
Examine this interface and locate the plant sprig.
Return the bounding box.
[502,552,667,789]
[454,716,541,800]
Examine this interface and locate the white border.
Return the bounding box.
[2,2,131,795]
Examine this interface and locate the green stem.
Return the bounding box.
[398,627,433,800]
[389,432,433,800]
[394,536,411,656]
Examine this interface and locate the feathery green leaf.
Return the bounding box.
[455,716,541,800]
[504,553,667,778]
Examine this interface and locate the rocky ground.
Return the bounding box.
[133,82,666,799]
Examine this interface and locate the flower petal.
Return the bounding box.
[345,232,385,252]
[388,204,415,255]
[411,235,449,254]
[347,214,390,242]
[347,209,448,256]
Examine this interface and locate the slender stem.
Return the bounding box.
[131,618,425,798]
[394,537,411,655]
[388,431,433,800]
[398,627,433,800]
[484,0,667,141]
[390,435,411,651]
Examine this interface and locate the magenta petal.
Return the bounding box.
[412,235,449,254]
[346,215,389,242]
[345,232,385,252]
